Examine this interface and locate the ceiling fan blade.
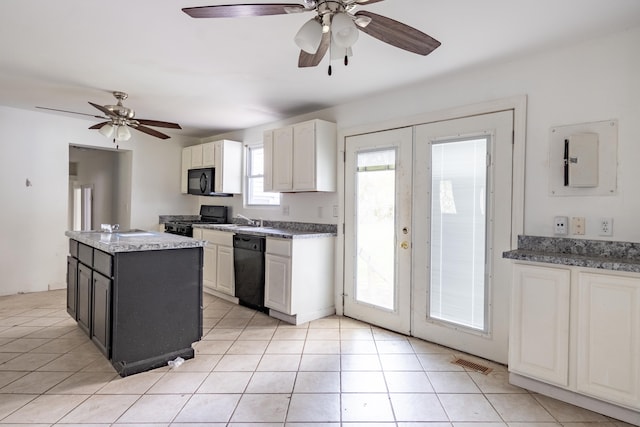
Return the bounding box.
[88,101,115,117]
[133,125,171,139]
[355,0,385,4]
[136,119,182,129]
[35,106,105,119]
[88,121,111,130]
[298,31,330,67]
[183,3,305,18]
[354,11,441,56]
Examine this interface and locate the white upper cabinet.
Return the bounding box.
[181,140,242,194]
[264,119,337,192]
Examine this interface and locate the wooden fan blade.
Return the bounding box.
[89,121,111,130]
[88,101,114,117]
[298,31,330,67]
[35,106,105,119]
[133,125,171,139]
[183,3,305,18]
[355,0,385,4]
[136,119,182,129]
[354,11,441,56]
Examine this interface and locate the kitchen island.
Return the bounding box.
[65,230,205,377]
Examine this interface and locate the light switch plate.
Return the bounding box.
[571,217,585,235]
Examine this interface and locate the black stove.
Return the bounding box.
[165,205,229,237]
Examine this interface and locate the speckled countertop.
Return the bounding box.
[503,235,640,272]
[193,221,337,240]
[66,230,205,254]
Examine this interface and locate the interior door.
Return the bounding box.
[412,111,513,363]
[343,127,413,334]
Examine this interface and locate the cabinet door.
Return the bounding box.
[77,263,92,336]
[202,142,215,167]
[263,130,274,192]
[576,272,640,409]
[265,254,291,314]
[509,264,571,386]
[181,147,191,194]
[67,256,78,319]
[272,126,293,191]
[216,245,235,296]
[91,272,112,357]
[191,144,203,168]
[293,121,316,191]
[203,243,218,291]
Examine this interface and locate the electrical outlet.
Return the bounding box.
[599,217,613,236]
[554,216,568,235]
[571,217,585,235]
[282,205,290,216]
[333,205,339,217]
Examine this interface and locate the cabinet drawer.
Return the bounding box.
[202,229,233,246]
[93,250,113,278]
[78,243,93,266]
[69,239,79,258]
[267,238,291,257]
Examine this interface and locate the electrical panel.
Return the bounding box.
[564,133,598,188]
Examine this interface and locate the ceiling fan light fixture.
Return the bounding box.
[330,41,353,61]
[99,123,114,138]
[331,12,359,48]
[294,18,323,54]
[116,125,132,141]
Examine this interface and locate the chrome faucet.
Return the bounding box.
[235,214,256,226]
[100,223,120,233]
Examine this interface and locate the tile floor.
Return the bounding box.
[0,289,633,426]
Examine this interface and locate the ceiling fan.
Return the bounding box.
[182,0,441,75]
[36,91,182,142]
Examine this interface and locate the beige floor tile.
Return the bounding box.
[37,352,101,372]
[265,340,305,354]
[175,354,221,372]
[340,328,374,341]
[390,393,449,422]
[298,354,341,371]
[309,318,340,329]
[237,328,276,340]
[340,317,372,329]
[410,338,455,354]
[272,328,308,340]
[2,394,88,423]
[341,371,387,392]
[227,340,270,355]
[216,317,252,329]
[306,328,340,340]
[173,393,241,423]
[214,354,262,371]
[373,328,408,341]
[58,394,139,423]
[486,394,556,422]
[0,352,60,371]
[287,393,341,422]
[0,393,37,419]
[0,371,28,389]
[46,372,117,394]
[226,306,257,319]
[0,338,51,352]
[147,372,208,394]
[256,354,301,371]
[193,340,234,355]
[533,394,611,422]
[203,328,243,341]
[117,394,191,423]
[197,371,252,393]
[230,394,290,422]
[376,340,416,354]
[96,371,164,394]
[379,354,424,371]
[245,371,296,393]
[0,352,20,365]
[28,336,86,353]
[428,372,481,393]
[340,340,378,354]
[469,370,526,394]
[303,339,341,354]
[0,371,72,394]
[418,353,465,372]
[246,314,280,328]
[341,393,395,422]
[294,371,340,393]
[440,393,503,422]
[384,371,434,393]
[80,355,118,373]
[341,354,382,371]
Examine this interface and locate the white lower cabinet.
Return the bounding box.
[193,229,236,300]
[510,263,640,421]
[576,272,640,408]
[265,236,335,324]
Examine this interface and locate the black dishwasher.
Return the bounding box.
[233,234,266,311]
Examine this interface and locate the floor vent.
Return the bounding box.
[452,358,493,375]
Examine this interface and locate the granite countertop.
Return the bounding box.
[193,221,337,240]
[66,230,205,254]
[503,235,640,272]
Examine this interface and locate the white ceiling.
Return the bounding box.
[1,0,639,139]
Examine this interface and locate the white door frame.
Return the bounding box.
[335,96,527,316]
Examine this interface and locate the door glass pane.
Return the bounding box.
[430,137,488,330]
[355,149,396,310]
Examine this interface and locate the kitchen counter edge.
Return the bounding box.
[66,230,205,254]
[192,224,336,239]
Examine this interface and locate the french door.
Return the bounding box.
[344,111,514,363]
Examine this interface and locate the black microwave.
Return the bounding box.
[188,168,215,196]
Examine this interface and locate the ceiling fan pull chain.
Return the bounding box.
[328,64,332,76]
[344,55,348,66]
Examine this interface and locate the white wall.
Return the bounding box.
[0,106,198,296]
[207,25,640,242]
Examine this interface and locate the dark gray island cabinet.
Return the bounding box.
[65,230,205,377]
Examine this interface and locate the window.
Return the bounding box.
[246,144,280,206]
